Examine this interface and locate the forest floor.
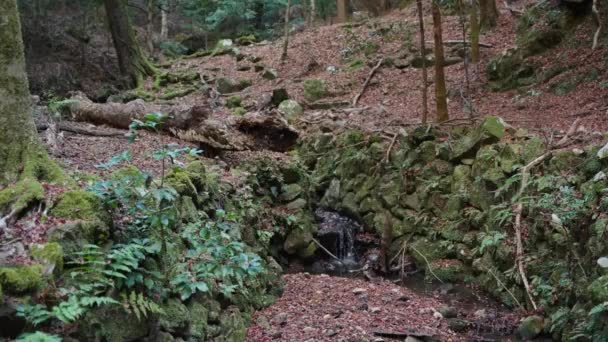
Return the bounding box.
[24,0,608,340]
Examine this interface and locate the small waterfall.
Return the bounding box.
[315,208,361,271]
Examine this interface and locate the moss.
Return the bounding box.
[30,243,64,274]
[226,95,242,109]
[160,299,190,333]
[231,107,247,116]
[426,259,466,282]
[303,79,327,102]
[122,88,156,102]
[587,275,608,302]
[51,190,108,222]
[0,178,44,212]
[80,306,149,341]
[219,307,247,341]
[0,265,43,294]
[188,301,209,339]
[159,86,195,100]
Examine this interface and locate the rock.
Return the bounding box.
[237,64,251,71]
[438,305,458,318]
[271,88,290,106]
[479,116,506,141]
[303,79,327,102]
[262,69,278,80]
[447,318,472,332]
[0,265,43,294]
[597,142,608,159]
[216,77,251,94]
[286,198,307,210]
[160,299,190,333]
[30,242,63,276]
[487,49,535,91]
[219,306,246,341]
[405,337,424,342]
[216,39,234,49]
[369,307,381,313]
[303,326,316,334]
[80,306,149,341]
[273,312,288,326]
[254,64,265,72]
[283,225,313,254]
[517,315,544,340]
[474,309,487,320]
[278,100,304,122]
[226,95,242,109]
[235,34,256,46]
[321,179,341,205]
[352,288,367,295]
[280,184,303,202]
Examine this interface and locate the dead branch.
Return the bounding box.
[411,246,443,283]
[512,118,581,311]
[592,0,602,50]
[425,40,493,48]
[311,237,344,264]
[352,58,385,106]
[384,133,399,163]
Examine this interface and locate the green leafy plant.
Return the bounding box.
[17,331,62,342]
[171,210,264,300]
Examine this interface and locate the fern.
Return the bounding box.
[16,304,52,327]
[120,291,164,321]
[17,331,62,342]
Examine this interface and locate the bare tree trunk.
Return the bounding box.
[146,0,155,53]
[160,5,168,40]
[281,0,292,62]
[103,0,156,88]
[309,0,316,26]
[337,0,347,23]
[470,0,480,63]
[432,1,449,123]
[458,0,473,119]
[480,0,498,28]
[416,0,429,124]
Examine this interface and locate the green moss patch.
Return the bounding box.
[0,265,43,294]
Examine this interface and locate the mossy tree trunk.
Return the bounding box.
[470,0,480,63]
[104,0,156,88]
[0,0,66,222]
[431,1,449,123]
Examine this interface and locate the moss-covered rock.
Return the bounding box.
[283,226,314,255]
[517,315,544,340]
[409,237,449,268]
[487,49,535,91]
[427,259,467,283]
[80,306,149,341]
[0,265,43,294]
[226,95,242,109]
[51,190,109,223]
[278,100,303,122]
[219,306,247,341]
[160,299,190,334]
[303,79,327,102]
[30,243,64,275]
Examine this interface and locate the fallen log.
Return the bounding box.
[36,121,126,138]
[66,92,299,152]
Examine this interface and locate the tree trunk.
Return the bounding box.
[0,0,65,223]
[103,0,155,88]
[480,0,498,28]
[470,0,480,63]
[431,1,449,123]
[0,0,38,183]
[281,0,292,62]
[309,0,316,26]
[67,93,299,153]
[416,0,429,124]
[337,0,347,23]
[160,6,168,40]
[146,0,155,53]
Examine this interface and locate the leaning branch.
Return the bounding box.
[352,58,385,106]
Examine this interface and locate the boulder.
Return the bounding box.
[303,79,327,102]
[262,69,278,80]
[216,78,251,94]
[278,100,303,122]
[517,315,544,340]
